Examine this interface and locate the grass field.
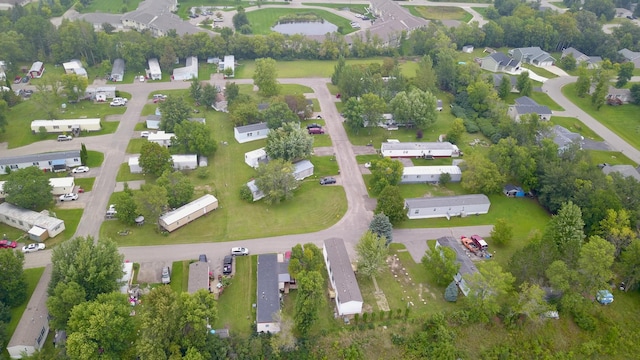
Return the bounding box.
[170,260,190,293]
[246,8,357,35]
[78,0,141,13]
[74,177,96,192]
[521,64,558,79]
[115,162,148,182]
[405,6,473,22]
[126,138,147,154]
[551,116,604,141]
[587,150,638,166]
[6,268,45,343]
[505,91,564,111]
[562,83,640,151]
[212,256,256,336]
[85,150,105,167]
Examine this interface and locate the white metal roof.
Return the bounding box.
[172,154,197,163]
[31,118,100,127]
[49,177,74,188]
[159,194,218,225]
[405,194,490,209]
[147,131,175,141]
[148,58,161,74]
[381,141,458,151]
[403,166,461,176]
[245,148,266,158]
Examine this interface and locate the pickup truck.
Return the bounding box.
[461,236,479,254]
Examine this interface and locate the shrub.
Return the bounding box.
[196,167,209,179]
[353,313,359,324]
[239,185,253,202]
[463,118,480,133]
[362,312,368,323]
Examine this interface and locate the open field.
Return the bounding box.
[551,116,604,141]
[562,83,640,151]
[212,256,256,336]
[405,6,473,22]
[587,150,638,166]
[246,8,357,35]
[5,268,45,343]
[79,0,141,13]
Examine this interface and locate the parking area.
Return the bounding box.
[136,261,168,283]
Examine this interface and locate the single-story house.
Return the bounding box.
[31,118,101,134]
[561,47,600,69]
[400,166,461,184]
[220,55,235,77]
[601,164,640,182]
[381,141,461,158]
[510,47,555,67]
[0,202,65,241]
[119,262,134,294]
[172,154,198,170]
[293,160,314,180]
[111,58,125,82]
[207,57,220,64]
[62,59,87,78]
[492,74,518,92]
[29,61,45,78]
[188,261,210,294]
[552,125,583,152]
[0,151,81,173]
[606,86,632,104]
[234,123,270,144]
[85,86,116,101]
[461,45,474,53]
[618,48,640,68]
[50,177,75,196]
[146,115,161,129]
[6,265,52,358]
[172,56,198,81]
[323,238,363,316]
[405,194,491,220]
[435,237,478,296]
[246,179,265,201]
[147,131,175,147]
[480,52,521,73]
[245,148,268,169]
[159,194,219,232]
[503,184,525,197]
[148,58,162,80]
[507,96,552,121]
[256,253,291,333]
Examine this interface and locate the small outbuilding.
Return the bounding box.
[119,262,134,294]
[128,156,143,174]
[146,115,161,130]
[29,61,45,78]
[50,177,75,196]
[159,194,219,233]
[246,180,265,202]
[293,160,314,180]
[111,58,125,81]
[503,184,525,197]
[405,194,491,220]
[172,154,198,170]
[234,123,270,143]
[462,45,474,53]
[400,166,461,184]
[244,148,268,169]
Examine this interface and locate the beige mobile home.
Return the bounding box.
[31,119,101,133]
[159,194,218,232]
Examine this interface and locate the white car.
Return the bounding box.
[113,97,128,104]
[141,131,150,138]
[139,75,145,82]
[231,247,249,256]
[22,243,45,253]
[72,166,89,173]
[59,193,78,201]
[110,100,125,107]
[364,162,371,168]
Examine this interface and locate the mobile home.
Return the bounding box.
[381,142,461,159]
[29,61,45,78]
[323,238,363,316]
[159,194,219,232]
[400,166,461,184]
[49,177,75,195]
[31,118,101,134]
[0,202,65,241]
[148,58,162,80]
[245,148,268,169]
[234,123,270,143]
[405,194,491,220]
[111,58,125,82]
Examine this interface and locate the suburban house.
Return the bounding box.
[246,180,265,201]
[601,164,640,182]
[381,141,461,158]
[435,237,478,296]
[245,148,268,169]
[188,261,210,294]
[606,86,632,105]
[128,154,197,173]
[491,74,518,92]
[220,55,235,77]
[360,0,428,47]
[146,115,161,129]
[462,45,474,53]
[173,56,199,81]
[618,48,640,68]
[405,194,491,220]
[28,61,45,78]
[119,262,134,294]
[62,59,87,78]
[50,177,75,196]
[551,125,583,152]
[158,194,219,232]
[0,203,65,241]
[503,184,525,197]
[510,47,555,67]
[234,123,270,143]
[0,151,81,173]
[400,165,461,184]
[323,238,363,316]
[147,58,162,80]
[31,118,101,134]
[256,253,292,333]
[6,265,51,358]
[561,47,601,69]
[480,52,521,73]
[507,96,552,121]
[111,58,125,81]
[120,0,201,37]
[147,131,175,147]
[85,86,116,102]
[293,160,314,180]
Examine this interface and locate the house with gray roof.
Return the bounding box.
[405,194,491,220]
[111,59,125,82]
[234,123,270,143]
[480,52,521,73]
[508,96,552,121]
[606,86,632,104]
[256,254,291,333]
[0,202,65,241]
[491,74,518,92]
[435,237,478,296]
[551,125,583,152]
[0,151,81,173]
[354,0,428,47]
[561,47,601,69]
[602,164,640,182]
[619,48,640,67]
[510,47,556,67]
[323,238,363,316]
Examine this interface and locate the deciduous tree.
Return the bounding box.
[159,96,191,132]
[283,93,312,120]
[294,270,324,336]
[356,231,388,278]
[229,98,260,126]
[361,93,387,128]
[516,71,532,97]
[422,242,460,286]
[464,262,515,321]
[343,97,365,132]
[157,170,194,208]
[224,82,240,105]
[616,62,634,88]
[515,282,553,323]
[577,235,615,294]
[255,159,298,204]
[115,183,138,225]
[375,185,406,224]
[598,208,636,258]
[265,122,313,162]
[369,157,403,194]
[253,57,279,97]
[620,239,640,291]
[46,281,86,330]
[200,83,219,108]
[0,250,27,307]
[544,201,585,267]
[390,88,438,129]
[173,121,217,157]
[179,289,218,351]
[575,66,591,98]
[288,243,325,279]
[4,166,53,210]
[490,218,514,246]
[460,152,505,194]
[446,118,466,145]
[498,75,511,99]
[134,184,169,228]
[630,83,640,105]
[414,55,437,93]
[369,213,393,246]
[60,73,88,102]
[264,101,298,129]
[139,141,173,177]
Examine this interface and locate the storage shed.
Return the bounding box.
[172,56,198,81]
[49,177,75,195]
[234,123,270,143]
[247,180,265,201]
[111,58,125,82]
[31,118,101,133]
[172,154,198,170]
[400,166,461,184]
[503,184,525,197]
[148,58,162,80]
[128,157,143,174]
[245,148,268,169]
[293,160,314,180]
[405,194,491,220]
[119,262,134,294]
[146,115,161,130]
[159,194,219,232]
[381,141,461,158]
[0,202,65,241]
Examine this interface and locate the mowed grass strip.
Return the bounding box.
[6,268,45,339]
[79,0,141,13]
[246,8,356,35]
[213,256,256,336]
[170,260,190,293]
[405,6,474,22]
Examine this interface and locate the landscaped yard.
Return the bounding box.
[563,82,640,151]
[551,116,603,141]
[78,0,141,13]
[6,268,45,341]
[521,64,558,79]
[115,162,148,182]
[587,150,638,166]
[126,138,148,154]
[405,6,473,22]
[85,150,105,167]
[212,256,256,336]
[74,177,96,192]
[505,91,564,111]
[246,8,357,35]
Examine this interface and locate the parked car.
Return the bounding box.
[21,76,29,83]
[223,255,233,275]
[57,135,73,141]
[59,193,78,201]
[153,94,167,103]
[596,290,614,305]
[161,266,171,284]
[110,100,125,107]
[199,254,208,262]
[141,131,150,138]
[461,236,479,254]
[139,75,145,82]
[0,240,18,249]
[113,97,128,104]
[306,123,322,129]
[320,177,336,185]
[231,247,249,256]
[308,127,325,135]
[14,76,21,84]
[22,243,45,253]
[72,166,90,173]
[106,204,117,218]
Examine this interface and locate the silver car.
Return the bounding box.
[161,266,171,284]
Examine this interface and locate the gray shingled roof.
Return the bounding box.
[111,59,125,76]
[552,125,582,149]
[513,96,552,116]
[235,122,268,134]
[489,52,520,67]
[257,254,280,323]
[602,165,640,182]
[0,151,81,167]
[436,237,478,276]
[405,194,490,209]
[188,261,209,294]
[324,238,363,304]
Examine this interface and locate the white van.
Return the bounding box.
[231,247,249,256]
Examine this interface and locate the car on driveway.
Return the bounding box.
[0,240,18,249]
[223,255,233,275]
[308,127,325,135]
[59,193,78,201]
[320,177,336,185]
[14,76,21,84]
[199,254,208,262]
[141,131,150,138]
[306,123,322,129]
[231,247,249,256]
[22,243,45,253]
[21,76,29,83]
[153,94,167,103]
[110,100,125,107]
[161,266,171,284]
[72,166,89,173]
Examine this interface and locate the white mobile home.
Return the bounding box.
[31,118,101,133]
[146,115,161,130]
[405,194,491,220]
[172,56,198,81]
[323,238,363,316]
[62,59,87,78]
[85,86,116,102]
[49,177,75,195]
[293,160,314,180]
[0,202,65,241]
[400,166,461,184]
[119,262,134,294]
[172,154,198,170]
[148,58,162,80]
[381,142,461,159]
[246,180,265,201]
[245,148,268,169]
[147,131,175,147]
[111,58,125,82]
[234,123,270,143]
[221,55,235,77]
[0,151,81,173]
[29,61,45,78]
[159,194,219,232]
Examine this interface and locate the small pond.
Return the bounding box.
[271,21,338,36]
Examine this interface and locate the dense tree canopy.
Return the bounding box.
[157,170,194,209]
[159,96,191,132]
[4,166,53,210]
[265,122,313,162]
[0,250,27,307]
[139,141,173,177]
[254,159,298,204]
[356,231,389,278]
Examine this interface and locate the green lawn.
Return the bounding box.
[126,138,148,154]
[212,256,256,336]
[551,116,603,141]
[311,133,332,147]
[587,150,638,166]
[115,162,148,182]
[549,1,568,8]
[134,122,147,131]
[505,91,564,111]
[310,155,340,177]
[74,177,96,191]
[141,104,158,116]
[521,64,558,79]
[405,6,473,22]
[326,83,340,95]
[562,83,640,151]
[170,260,190,293]
[85,150,105,167]
[471,7,487,16]
[6,268,45,342]
[246,8,357,35]
[48,208,83,248]
[78,0,141,13]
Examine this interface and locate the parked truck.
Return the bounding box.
[461,236,479,254]
[470,235,488,251]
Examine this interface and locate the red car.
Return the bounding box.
[0,239,18,249]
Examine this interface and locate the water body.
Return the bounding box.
[271,21,338,36]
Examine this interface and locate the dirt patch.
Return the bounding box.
[388,254,434,307]
[195,184,213,193]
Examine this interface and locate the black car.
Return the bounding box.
[320,177,336,185]
[223,255,233,275]
[306,123,322,129]
[21,76,29,83]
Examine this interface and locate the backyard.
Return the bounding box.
[212,256,257,336]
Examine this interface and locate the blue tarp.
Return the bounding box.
[51,159,66,166]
